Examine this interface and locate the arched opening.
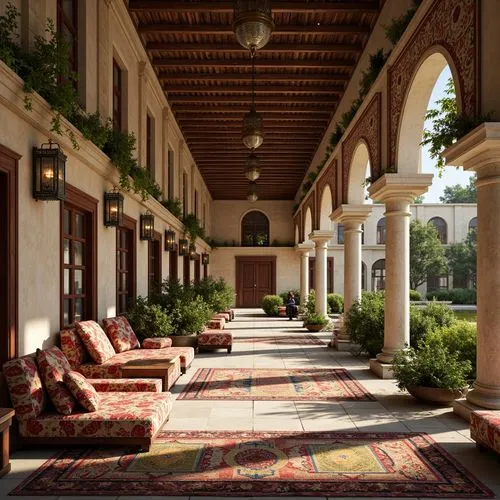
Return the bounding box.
[372,259,386,291]
[428,216,447,244]
[294,224,299,245]
[397,50,461,174]
[361,261,367,291]
[376,217,386,244]
[469,217,477,233]
[304,207,312,242]
[319,185,333,230]
[241,211,269,247]
[348,141,371,204]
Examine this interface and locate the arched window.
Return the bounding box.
[376,218,386,244]
[469,217,477,233]
[372,259,385,291]
[241,211,269,247]
[362,262,367,291]
[361,224,365,245]
[428,217,447,244]
[337,224,344,245]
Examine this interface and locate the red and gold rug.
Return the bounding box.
[234,335,325,345]
[11,431,493,497]
[177,368,375,401]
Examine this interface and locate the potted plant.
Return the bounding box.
[392,342,470,405]
[302,311,329,332]
[126,297,173,340]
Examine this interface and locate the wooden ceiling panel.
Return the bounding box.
[128,0,383,200]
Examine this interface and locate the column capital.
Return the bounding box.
[368,173,433,203]
[331,204,373,225]
[295,242,314,253]
[443,122,500,173]
[309,230,334,244]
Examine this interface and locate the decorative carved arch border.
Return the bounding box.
[302,190,317,237]
[388,0,479,168]
[293,212,302,243]
[316,160,337,225]
[342,93,382,204]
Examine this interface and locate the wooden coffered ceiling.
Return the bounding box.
[128,0,383,200]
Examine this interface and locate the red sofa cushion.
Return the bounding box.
[64,371,100,412]
[142,338,172,349]
[60,328,88,369]
[102,316,140,353]
[76,321,116,364]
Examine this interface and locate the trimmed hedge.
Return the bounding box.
[426,288,476,305]
[410,289,422,301]
[262,295,283,316]
[327,293,344,314]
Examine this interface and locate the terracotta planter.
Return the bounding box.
[168,335,198,348]
[304,324,324,332]
[407,385,468,405]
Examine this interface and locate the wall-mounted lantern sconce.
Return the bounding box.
[179,238,189,256]
[189,242,197,260]
[32,142,66,200]
[103,189,123,227]
[165,229,176,252]
[202,253,210,265]
[140,211,155,241]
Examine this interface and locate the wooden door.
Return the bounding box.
[236,257,276,307]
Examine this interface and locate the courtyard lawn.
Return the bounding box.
[454,310,477,322]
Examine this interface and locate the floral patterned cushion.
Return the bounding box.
[75,321,116,364]
[142,338,172,349]
[87,378,162,393]
[215,312,231,322]
[3,355,46,421]
[18,392,173,439]
[206,319,224,330]
[60,328,88,370]
[63,371,100,412]
[36,347,76,416]
[102,316,140,353]
[471,410,500,454]
[198,332,233,346]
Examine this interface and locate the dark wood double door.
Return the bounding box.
[236,257,276,307]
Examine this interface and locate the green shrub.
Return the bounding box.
[279,290,300,306]
[426,288,476,305]
[168,296,212,336]
[154,278,195,311]
[262,295,283,316]
[303,290,316,315]
[409,306,437,346]
[193,277,234,314]
[426,320,477,379]
[392,342,471,391]
[410,289,422,301]
[421,301,456,329]
[327,293,344,314]
[345,291,385,357]
[126,297,173,340]
[303,311,329,327]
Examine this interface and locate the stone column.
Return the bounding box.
[443,124,500,411]
[368,174,432,379]
[310,231,334,316]
[295,242,314,306]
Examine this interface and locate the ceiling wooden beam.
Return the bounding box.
[173,107,332,113]
[169,95,337,104]
[165,84,344,94]
[160,72,351,83]
[147,42,363,53]
[129,1,379,14]
[154,58,355,69]
[177,117,327,123]
[138,23,371,35]
[184,132,322,138]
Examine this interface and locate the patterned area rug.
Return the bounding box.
[11,431,493,497]
[234,335,325,345]
[177,368,375,401]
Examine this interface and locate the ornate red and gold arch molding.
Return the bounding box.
[388,0,480,169]
[302,190,317,237]
[342,93,382,205]
[315,159,337,226]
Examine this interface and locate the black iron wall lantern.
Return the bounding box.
[103,190,123,227]
[189,243,197,260]
[202,253,210,266]
[179,238,189,256]
[140,211,155,241]
[32,142,66,200]
[165,229,176,252]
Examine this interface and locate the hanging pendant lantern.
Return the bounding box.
[242,107,264,150]
[247,181,258,202]
[245,152,261,181]
[233,0,274,51]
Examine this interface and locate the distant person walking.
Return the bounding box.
[285,291,298,320]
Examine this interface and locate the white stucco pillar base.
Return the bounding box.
[368,174,433,378]
[295,242,314,307]
[444,123,500,409]
[310,230,334,317]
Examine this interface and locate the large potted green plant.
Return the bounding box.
[126,297,173,340]
[392,342,470,405]
[302,311,329,332]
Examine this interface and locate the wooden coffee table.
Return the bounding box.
[0,408,15,477]
[121,356,180,391]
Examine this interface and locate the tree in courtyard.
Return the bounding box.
[445,228,477,288]
[439,175,477,203]
[409,219,448,290]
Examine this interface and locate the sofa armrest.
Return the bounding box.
[87,378,162,393]
[142,338,172,349]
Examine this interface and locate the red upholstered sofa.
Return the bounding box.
[3,351,172,451]
[471,410,500,454]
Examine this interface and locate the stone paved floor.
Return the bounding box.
[2,309,499,499]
